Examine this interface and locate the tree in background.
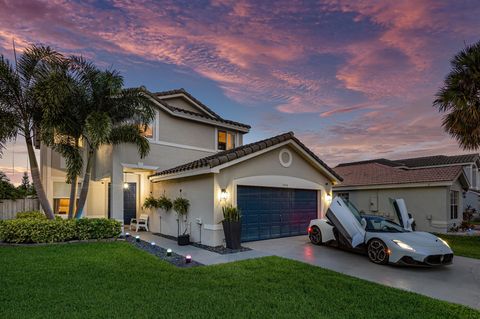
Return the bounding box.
[434,41,480,149]
[0,45,62,218]
[17,172,36,198]
[0,171,20,200]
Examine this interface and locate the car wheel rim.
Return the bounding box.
[309,228,321,244]
[368,240,388,264]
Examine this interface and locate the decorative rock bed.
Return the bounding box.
[125,236,203,268]
[153,232,251,255]
[191,242,251,255]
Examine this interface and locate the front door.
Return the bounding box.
[108,182,137,225]
[123,183,137,225]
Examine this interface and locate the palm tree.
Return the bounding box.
[0,45,63,219]
[434,41,480,149]
[37,56,155,219]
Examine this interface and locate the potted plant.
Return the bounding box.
[173,195,190,246]
[143,195,160,210]
[222,204,241,249]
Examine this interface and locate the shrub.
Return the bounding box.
[0,219,76,243]
[16,211,46,220]
[0,218,121,244]
[76,218,122,240]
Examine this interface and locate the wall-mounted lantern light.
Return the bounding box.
[325,193,333,204]
[220,189,229,201]
[123,182,129,189]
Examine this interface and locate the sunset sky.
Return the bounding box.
[1,0,479,184]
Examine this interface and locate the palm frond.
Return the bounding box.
[434,41,480,150]
[84,111,112,148]
[108,124,150,158]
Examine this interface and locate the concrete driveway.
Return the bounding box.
[243,235,480,310]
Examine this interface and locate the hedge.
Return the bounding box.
[16,211,46,220]
[0,218,122,244]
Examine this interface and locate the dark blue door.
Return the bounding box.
[123,183,137,225]
[237,186,318,242]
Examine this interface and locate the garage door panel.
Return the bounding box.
[238,185,318,242]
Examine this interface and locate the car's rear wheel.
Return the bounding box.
[367,239,389,265]
[309,226,322,245]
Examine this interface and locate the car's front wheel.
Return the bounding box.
[309,226,322,245]
[367,239,389,265]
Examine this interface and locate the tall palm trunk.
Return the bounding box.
[75,147,94,219]
[25,132,54,219]
[68,176,77,219]
[67,138,79,219]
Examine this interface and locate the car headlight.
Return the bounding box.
[392,239,415,252]
[438,237,450,248]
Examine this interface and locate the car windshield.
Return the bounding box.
[364,216,406,233]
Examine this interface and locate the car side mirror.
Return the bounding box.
[360,218,367,229]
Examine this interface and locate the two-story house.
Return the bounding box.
[39,88,342,246]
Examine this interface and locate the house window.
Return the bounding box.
[450,190,459,219]
[140,121,154,139]
[54,198,70,216]
[337,192,349,202]
[218,130,236,151]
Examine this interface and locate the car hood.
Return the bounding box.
[377,231,450,249]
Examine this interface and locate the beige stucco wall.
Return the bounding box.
[334,182,464,233]
[150,174,215,244]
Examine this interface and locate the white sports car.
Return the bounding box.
[308,197,453,266]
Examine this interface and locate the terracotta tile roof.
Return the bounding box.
[150,132,343,181]
[338,154,479,168]
[155,88,222,119]
[395,154,479,168]
[334,163,465,188]
[144,89,250,129]
[336,158,404,168]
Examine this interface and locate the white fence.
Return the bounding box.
[0,198,40,220]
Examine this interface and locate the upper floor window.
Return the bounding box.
[140,115,156,139]
[450,190,459,219]
[218,130,236,151]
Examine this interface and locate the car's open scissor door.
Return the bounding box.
[391,198,413,231]
[326,197,366,248]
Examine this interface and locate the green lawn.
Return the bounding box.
[436,233,480,259]
[0,243,478,319]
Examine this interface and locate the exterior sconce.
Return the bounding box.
[325,193,333,204]
[123,182,129,189]
[220,189,229,201]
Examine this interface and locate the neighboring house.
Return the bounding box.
[333,155,476,233]
[39,88,341,246]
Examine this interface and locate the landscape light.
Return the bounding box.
[135,235,140,242]
[166,248,172,256]
[125,232,130,238]
[151,242,156,246]
[185,255,192,263]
